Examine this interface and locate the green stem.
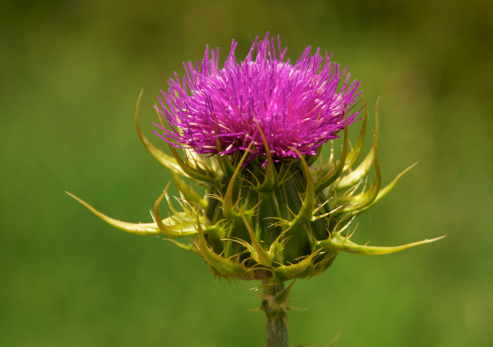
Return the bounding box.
[261,281,289,347]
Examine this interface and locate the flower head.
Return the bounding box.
[69,34,442,284]
[155,33,361,160]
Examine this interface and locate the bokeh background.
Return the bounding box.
[1,0,492,346]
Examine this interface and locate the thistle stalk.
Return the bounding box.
[261,281,289,347]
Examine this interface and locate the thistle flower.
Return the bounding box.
[154,34,360,161]
[68,33,442,347]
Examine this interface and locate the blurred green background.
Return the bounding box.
[1,0,492,346]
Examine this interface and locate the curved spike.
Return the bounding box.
[344,101,369,170]
[356,162,418,214]
[195,212,255,280]
[337,149,374,190]
[66,191,161,235]
[336,142,381,215]
[151,185,198,237]
[135,90,187,177]
[328,233,445,255]
[223,142,254,218]
[274,280,296,305]
[254,120,279,193]
[315,125,349,193]
[268,228,293,265]
[276,248,325,280]
[171,172,208,209]
[185,147,223,182]
[337,101,380,190]
[214,124,235,178]
[168,144,220,188]
[278,161,295,186]
[164,238,201,255]
[289,149,315,227]
[269,227,292,252]
[223,237,256,255]
[240,213,272,266]
[332,215,357,235]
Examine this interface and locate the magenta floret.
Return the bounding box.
[154,33,361,160]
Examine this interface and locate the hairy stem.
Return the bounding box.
[261,281,289,347]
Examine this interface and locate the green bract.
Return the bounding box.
[68,92,442,283]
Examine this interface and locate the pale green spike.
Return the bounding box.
[332,215,357,235]
[272,280,296,305]
[135,90,187,178]
[311,203,341,221]
[276,248,324,281]
[337,147,375,190]
[163,183,180,215]
[356,162,418,214]
[254,120,279,193]
[240,213,273,266]
[204,223,228,240]
[277,161,296,186]
[224,237,257,257]
[223,142,254,219]
[242,198,263,218]
[66,191,161,235]
[337,146,381,214]
[288,150,315,228]
[265,217,290,229]
[185,147,222,182]
[337,103,380,190]
[183,146,208,172]
[168,144,220,188]
[164,238,201,255]
[151,187,200,237]
[245,168,262,188]
[268,228,292,258]
[171,172,208,209]
[214,124,235,178]
[195,213,256,281]
[343,101,369,170]
[172,195,197,220]
[326,232,445,255]
[315,125,348,193]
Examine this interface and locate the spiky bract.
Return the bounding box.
[68,94,442,283]
[69,35,442,283]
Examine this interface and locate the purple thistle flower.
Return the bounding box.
[154,33,362,160]
[70,33,442,347]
